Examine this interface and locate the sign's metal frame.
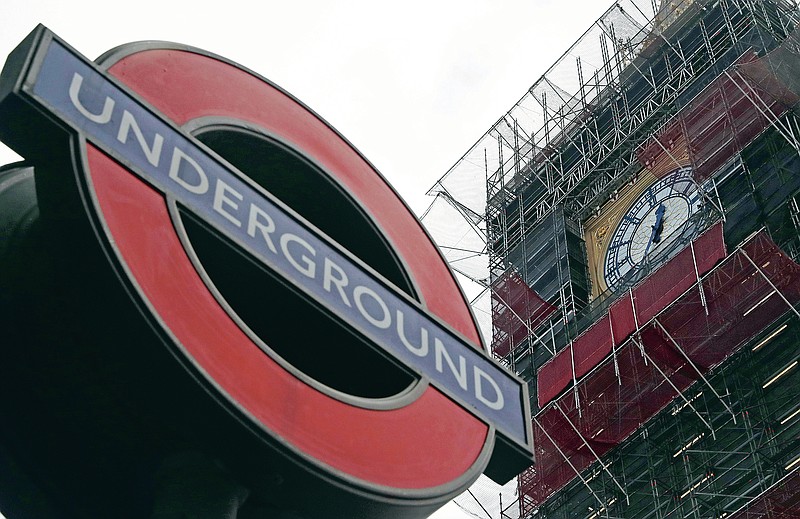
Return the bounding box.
[0,25,533,513]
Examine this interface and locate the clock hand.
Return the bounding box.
[643,203,666,260]
[652,203,666,244]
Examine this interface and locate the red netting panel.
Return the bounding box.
[522,335,701,514]
[655,234,800,373]
[572,318,613,382]
[536,224,725,407]
[520,232,800,513]
[491,270,556,358]
[694,222,727,272]
[728,471,800,519]
[519,412,597,506]
[537,316,614,407]
[537,317,614,406]
[609,293,636,349]
[633,244,700,323]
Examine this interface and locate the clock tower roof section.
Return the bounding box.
[638,0,700,57]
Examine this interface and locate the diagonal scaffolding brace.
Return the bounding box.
[630,336,717,439]
[653,318,738,425]
[689,241,710,316]
[554,403,630,504]
[533,416,607,509]
[739,246,800,320]
[570,340,582,416]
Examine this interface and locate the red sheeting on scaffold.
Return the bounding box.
[519,231,800,514]
[491,270,556,358]
[728,471,800,519]
[536,223,726,407]
[635,49,799,183]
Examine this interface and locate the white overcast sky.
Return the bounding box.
[0,1,610,518]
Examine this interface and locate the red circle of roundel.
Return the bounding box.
[83,47,491,491]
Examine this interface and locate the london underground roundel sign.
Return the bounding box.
[0,26,532,516]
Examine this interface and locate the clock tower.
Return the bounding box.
[423,0,800,517]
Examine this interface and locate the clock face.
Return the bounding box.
[603,167,702,290]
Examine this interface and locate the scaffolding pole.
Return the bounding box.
[689,241,710,316]
[629,287,648,364]
[570,340,582,415]
[465,489,494,519]
[608,313,622,384]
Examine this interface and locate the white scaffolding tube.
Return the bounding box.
[629,288,647,364]
[608,313,622,384]
[435,190,488,240]
[570,340,582,416]
[689,241,710,316]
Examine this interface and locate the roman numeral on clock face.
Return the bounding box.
[645,188,657,206]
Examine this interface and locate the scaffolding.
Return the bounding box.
[422,0,800,517]
[522,229,800,517]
